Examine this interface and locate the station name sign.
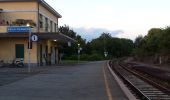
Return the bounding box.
[7,26,30,33]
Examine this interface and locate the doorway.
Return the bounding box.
[40,44,43,66]
[15,44,24,58]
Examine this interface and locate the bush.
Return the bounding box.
[63,55,77,60]
[87,54,103,61]
[64,54,104,61]
[80,54,89,61]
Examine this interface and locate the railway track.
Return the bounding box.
[110,60,170,100]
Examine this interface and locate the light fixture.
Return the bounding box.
[78,43,80,47]
[26,23,30,27]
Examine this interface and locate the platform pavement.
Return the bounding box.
[0,61,129,100]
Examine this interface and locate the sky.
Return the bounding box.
[45,0,170,41]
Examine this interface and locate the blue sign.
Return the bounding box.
[7,26,30,32]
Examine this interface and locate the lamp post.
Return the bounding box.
[27,23,31,73]
[78,43,80,63]
[103,33,108,58]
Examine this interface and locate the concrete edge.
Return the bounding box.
[106,61,137,100]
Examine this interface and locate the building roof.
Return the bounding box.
[0,33,76,43]
[39,0,62,18]
[0,0,62,18]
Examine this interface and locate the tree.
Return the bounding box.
[59,25,86,59]
[134,35,144,48]
[134,27,170,63]
[145,28,162,55]
[160,27,170,55]
[59,24,76,39]
[59,25,134,61]
[88,33,134,58]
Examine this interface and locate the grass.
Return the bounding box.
[59,60,88,64]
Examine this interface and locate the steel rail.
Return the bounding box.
[110,60,170,100]
[119,62,170,95]
[110,61,150,100]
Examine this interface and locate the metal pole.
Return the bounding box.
[28,27,31,73]
[104,33,106,57]
[77,43,80,63]
[78,50,80,63]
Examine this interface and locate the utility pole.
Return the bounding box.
[27,23,31,73]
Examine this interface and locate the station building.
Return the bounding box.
[0,0,75,66]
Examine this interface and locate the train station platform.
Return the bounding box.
[0,61,131,100]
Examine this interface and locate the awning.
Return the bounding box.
[0,32,76,43]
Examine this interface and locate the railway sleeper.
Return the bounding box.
[147,95,170,99]
[143,91,166,93]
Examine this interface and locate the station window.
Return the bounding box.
[39,14,43,28]
[54,23,57,32]
[50,20,52,32]
[45,17,48,32]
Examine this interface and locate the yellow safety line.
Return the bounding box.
[103,63,113,100]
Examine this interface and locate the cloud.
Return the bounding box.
[73,27,124,41]
[115,29,148,41]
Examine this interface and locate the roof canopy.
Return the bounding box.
[0,32,76,43]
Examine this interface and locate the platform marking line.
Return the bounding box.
[103,64,113,100]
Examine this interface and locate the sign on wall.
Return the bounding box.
[7,26,30,33]
[31,35,38,42]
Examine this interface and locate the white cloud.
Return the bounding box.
[73,27,124,41]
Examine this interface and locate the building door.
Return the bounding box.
[40,44,43,66]
[54,47,58,64]
[54,47,57,64]
[45,45,48,65]
[15,44,24,58]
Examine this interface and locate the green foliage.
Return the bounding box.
[146,28,162,55]
[80,54,89,60]
[63,55,77,60]
[160,27,170,55]
[134,35,144,48]
[59,25,86,57]
[134,27,170,62]
[80,54,103,61]
[89,33,134,58]
[59,25,76,39]
[63,54,103,61]
[87,54,103,61]
[59,24,170,63]
[59,26,134,61]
